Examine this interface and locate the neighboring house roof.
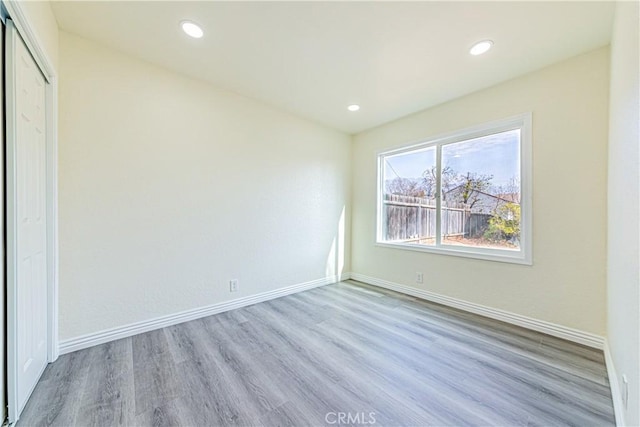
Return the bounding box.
[444,185,518,213]
[495,192,520,203]
[445,185,515,203]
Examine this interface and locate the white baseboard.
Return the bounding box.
[350,273,605,349]
[604,340,626,426]
[59,272,350,355]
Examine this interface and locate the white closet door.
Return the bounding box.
[6,19,49,422]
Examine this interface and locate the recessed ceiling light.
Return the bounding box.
[347,104,360,112]
[469,40,493,56]
[181,21,204,39]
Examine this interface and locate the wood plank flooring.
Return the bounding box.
[17,280,615,426]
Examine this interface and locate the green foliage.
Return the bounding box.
[484,203,521,242]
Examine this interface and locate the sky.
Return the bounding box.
[384,129,520,188]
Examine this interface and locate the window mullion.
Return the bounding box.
[435,143,442,247]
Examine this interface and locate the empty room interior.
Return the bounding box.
[1,0,639,426]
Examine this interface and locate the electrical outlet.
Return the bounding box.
[229,279,239,293]
[622,374,629,409]
[416,272,424,284]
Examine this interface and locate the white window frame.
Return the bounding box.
[376,113,532,265]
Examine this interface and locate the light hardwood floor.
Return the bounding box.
[18,280,615,426]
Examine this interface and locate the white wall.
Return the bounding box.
[58,32,351,341]
[352,48,609,336]
[607,2,640,425]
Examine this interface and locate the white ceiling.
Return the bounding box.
[51,1,614,134]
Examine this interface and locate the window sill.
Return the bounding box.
[375,241,532,265]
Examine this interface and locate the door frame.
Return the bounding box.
[1,0,58,422]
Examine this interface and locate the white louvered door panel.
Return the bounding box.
[6,19,48,422]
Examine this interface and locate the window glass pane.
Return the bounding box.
[382,147,437,245]
[440,129,521,250]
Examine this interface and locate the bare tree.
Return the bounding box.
[421,165,495,210]
[386,177,425,197]
[421,166,437,198]
[494,176,521,204]
[457,172,494,209]
[422,165,457,199]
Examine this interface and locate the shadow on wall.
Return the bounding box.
[326,206,347,281]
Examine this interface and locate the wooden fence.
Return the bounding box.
[383,194,492,242]
[466,212,492,238]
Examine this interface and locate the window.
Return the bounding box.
[377,114,532,264]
